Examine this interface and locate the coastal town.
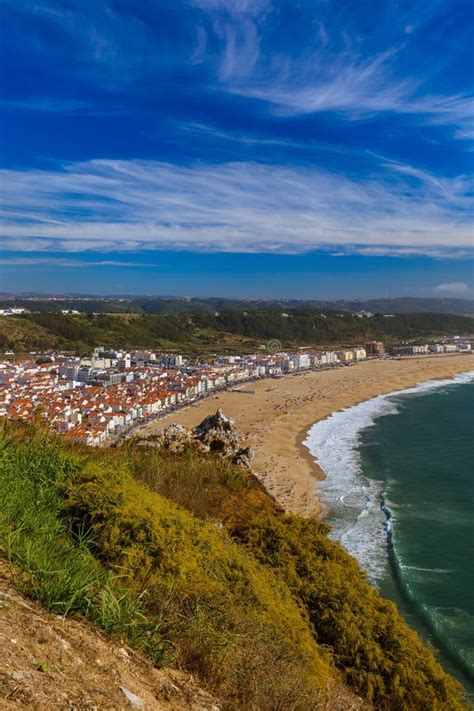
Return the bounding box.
[1,337,471,446]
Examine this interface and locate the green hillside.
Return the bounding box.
[0,423,467,709]
[1,309,472,355]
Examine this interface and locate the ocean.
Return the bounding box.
[304,371,474,691]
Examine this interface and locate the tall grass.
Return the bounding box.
[0,427,168,666]
[121,442,276,523]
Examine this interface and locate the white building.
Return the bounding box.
[336,350,354,363]
[77,366,93,382]
[160,354,183,368]
[59,362,80,381]
[319,351,338,365]
[290,354,310,370]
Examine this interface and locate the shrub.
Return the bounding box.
[59,458,343,709]
[231,513,466,711]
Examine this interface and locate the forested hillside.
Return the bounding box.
[1,309,472,354]
[1,296,473,316]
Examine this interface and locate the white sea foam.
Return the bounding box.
[401,565,451,574]
[304,369,474,583]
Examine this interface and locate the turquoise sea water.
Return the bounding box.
[360,380,474,688]
[304,372,474,691]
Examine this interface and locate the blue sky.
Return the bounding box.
[0,0,473,297]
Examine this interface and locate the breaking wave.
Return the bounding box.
[303,370,474,584]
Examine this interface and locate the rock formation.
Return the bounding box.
[138,409,254,470]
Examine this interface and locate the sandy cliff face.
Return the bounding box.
[0,562,220,711]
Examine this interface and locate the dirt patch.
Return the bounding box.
[0,562,219,710]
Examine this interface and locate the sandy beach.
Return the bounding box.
[139,355,473,517]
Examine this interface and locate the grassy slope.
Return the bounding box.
[0,313,259,355]
[1,309,473,354]
[0,316,61,352]
[0,426,354,710]
[0,424,466,710]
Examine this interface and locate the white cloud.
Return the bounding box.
[0,257,150,268]
[332,246,473,259]
[0,158,472,257]
[434,282,471,295]
[227,48,474,132]
[192,0,271,81]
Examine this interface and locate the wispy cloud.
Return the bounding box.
[192,0,271,81]
[4,0,473,140]
[0,158,471,257]
[331,246,474,260]
[225,48,474,131]
[230,50,414,116]
[0,257,151,268]
[192,0,474,135]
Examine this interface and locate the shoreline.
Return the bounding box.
[138,355,473,517]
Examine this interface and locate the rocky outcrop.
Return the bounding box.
[160,423,194,453]
[138,409,254,470]
[193,409,240,454]
[229,446,254,471]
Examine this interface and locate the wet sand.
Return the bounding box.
[139,355,473,517]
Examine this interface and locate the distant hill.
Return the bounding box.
[1,295,473,317]
[324,298,474,317]
[1,308,472,354]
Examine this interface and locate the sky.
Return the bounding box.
[0,0,473,298]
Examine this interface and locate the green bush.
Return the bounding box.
[121,443,278,523]
[231,513,465,711]
[59,458,342,708]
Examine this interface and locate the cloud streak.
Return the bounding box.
[0,158,471,257]
[0,257,151,268]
